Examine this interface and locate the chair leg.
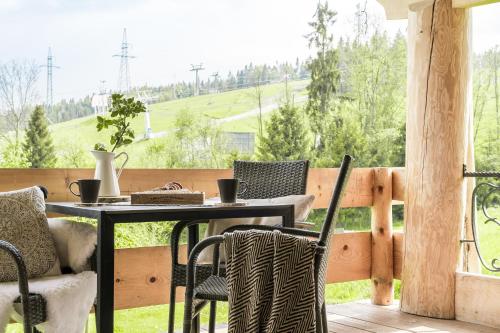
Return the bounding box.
[321,303,328,333]
[209,301,217,333]
[183,293,193,333]
[191,314,200,333]
[168,283,177,333]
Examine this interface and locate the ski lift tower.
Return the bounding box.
[138,91,155,139]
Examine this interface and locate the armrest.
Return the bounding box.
[222,224,320,239]
[294,221,316,230]
[170,219,209,265]
[0,240,33,332]
[47,218,97,273]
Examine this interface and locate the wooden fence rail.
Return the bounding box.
[0,167,406,310]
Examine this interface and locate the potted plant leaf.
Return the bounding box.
[92,93,146,197]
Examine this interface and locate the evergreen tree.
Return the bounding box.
[257,101,310,161]
[316,101,366,167]
[22,105,57,168]
[304,1,340,152]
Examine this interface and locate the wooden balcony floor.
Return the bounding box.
[198,300,499,333]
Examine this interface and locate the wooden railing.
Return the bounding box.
[0,167,405,310]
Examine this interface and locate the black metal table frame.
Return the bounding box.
[45,203,295,333]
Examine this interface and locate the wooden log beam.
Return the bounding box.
[114,232,372,309]
[452,0,500,8]
[462,109,481,272]
[377,0,499,20]
[391,168,405,202]
[0,168,375,209]
[370,168,394,305]
[393,232,404,280]
[401,0,471,319]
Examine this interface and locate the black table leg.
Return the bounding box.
[282,206,295,228]
[187,223,200,333]
[96,212,115,333]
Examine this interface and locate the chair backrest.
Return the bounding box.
[318,155,354,246]
[233,160,309,199]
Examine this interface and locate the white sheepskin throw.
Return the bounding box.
[47,218,97,273]
[0,271,96,333]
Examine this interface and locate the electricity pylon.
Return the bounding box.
[113,29,135,93]
[41,47,60,117]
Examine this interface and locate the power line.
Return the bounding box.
[41,47,60,117]
[113,28,135,93]
[190,63,205,96]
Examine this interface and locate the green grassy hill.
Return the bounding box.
[49,80,308,167]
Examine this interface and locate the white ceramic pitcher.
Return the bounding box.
[91,150,128,197]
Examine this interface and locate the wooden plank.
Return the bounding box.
[393,232,403,280]
[453,0,500,8]
[370,168,394,305]
[112,232,371,309]
[326,232,372,284]
[306,168,374,209]
[328,301,500,333]
[327,313,413,333]
[326,320,370,333]
[455,272,500,329]
[391,168,404,203]
[0,168,375,209]
[114,245,188,309]
[131,190,205,205]
[402,1,471,319]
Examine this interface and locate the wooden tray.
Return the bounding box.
[131,190,205,205]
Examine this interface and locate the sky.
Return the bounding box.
[0,0,498,103]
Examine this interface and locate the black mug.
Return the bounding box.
[69,179,101,204]
[217,178,248,203]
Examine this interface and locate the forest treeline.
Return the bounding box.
[43,60,311,124]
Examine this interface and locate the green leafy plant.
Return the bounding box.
[94,94,146,152]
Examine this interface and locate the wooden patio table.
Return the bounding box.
[45,201,295,333]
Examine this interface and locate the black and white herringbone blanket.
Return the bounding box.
[224,230,318,333]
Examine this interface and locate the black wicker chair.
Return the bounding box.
[0,186,96,333]
[168,160,309,333]
[182,155,353,333]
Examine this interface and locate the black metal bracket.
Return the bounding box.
[463,164,500,178]
[461,165,499,272]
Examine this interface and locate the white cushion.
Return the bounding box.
[198,194,315,263]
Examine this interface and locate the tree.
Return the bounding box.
[304,1,340,151]
[252,66,265,138]
[316,101,366,167]
[0,60,39,160]
[257,100,310,161]
[22,105,57,168]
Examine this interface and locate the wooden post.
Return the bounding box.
[402,0,471,319]
[371,168,394,305]
[462,106,481,272]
